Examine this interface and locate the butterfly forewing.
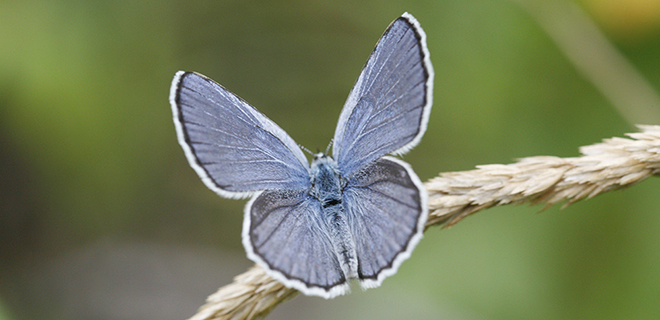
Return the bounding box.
[170,72,311,197]
[342,157,427,288]
[332,13,433,178]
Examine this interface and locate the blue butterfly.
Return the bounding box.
[169,12,433,299]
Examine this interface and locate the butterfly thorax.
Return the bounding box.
[309,153,358,279]
[309,154,343,205]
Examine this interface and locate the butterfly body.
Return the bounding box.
[309,153,358,279]
[170,12,434,299]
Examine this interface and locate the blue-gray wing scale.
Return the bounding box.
[243,189,350,298]
[343,156,427,288]
[332,13,433,177]
[170,71,310,198]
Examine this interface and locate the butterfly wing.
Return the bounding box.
[343,156,427,289]
[170,71,311,198]
[332,13,433,177]
[244,189,350,299]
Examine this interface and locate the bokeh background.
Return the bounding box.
[2,0,660,319]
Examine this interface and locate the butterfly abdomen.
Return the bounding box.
[310,154,358,279]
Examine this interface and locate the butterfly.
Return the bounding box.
[169,12,433,299]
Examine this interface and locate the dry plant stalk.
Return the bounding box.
[189,125,660,320]
[189,266,298,320]
[426,125,660,226]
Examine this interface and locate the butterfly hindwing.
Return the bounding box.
[332,13,433,177]
[170,71,311,198]
[244,189,350,298]
[343,156,427,289]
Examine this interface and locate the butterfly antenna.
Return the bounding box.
[299,144,315,156]
[324,139,333,156]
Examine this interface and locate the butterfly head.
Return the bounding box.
[313,152,328,161]
[310,152,339,176]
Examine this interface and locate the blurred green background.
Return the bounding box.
[1,0,660,319]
